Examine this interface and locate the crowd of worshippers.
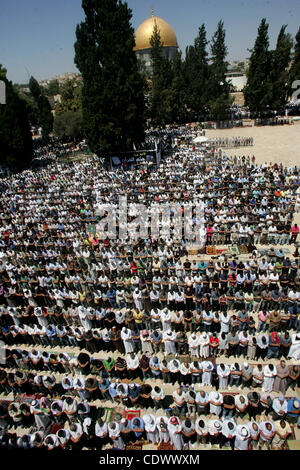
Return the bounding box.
[1,347,299,399]
[0,391,299,450]
[0,139,299,451]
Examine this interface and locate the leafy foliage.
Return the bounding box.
[74,0,146,158]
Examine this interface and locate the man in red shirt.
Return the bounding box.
[209,333,219,356]
[290,224,299,244]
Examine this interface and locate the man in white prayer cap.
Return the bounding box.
[199,332,210,358]
[121,327,134,354]
[163,329,176,356]
[209,391,223,417]
[143,414,159,444]
[234,424,250,450]
[207,418,222,448]
[188,333,200,357]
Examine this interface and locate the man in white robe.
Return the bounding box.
[167,416,184,450]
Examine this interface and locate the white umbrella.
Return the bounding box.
[193,136,208,143]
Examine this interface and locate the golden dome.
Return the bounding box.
[134,15,178,51]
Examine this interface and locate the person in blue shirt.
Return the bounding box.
[106,288,116,308]
[286,398,300,425]
[45,324,57,345]
[198,260,207,274]
[150,330,163,354]
[149,356,161,378]
[130,417,145,440]
[128,383,141,407]
[98,377,110,401]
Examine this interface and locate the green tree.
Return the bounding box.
[53,110,83,141]
[29,76,53,139]
[270,25,293,109]
[244,18,273,113]
[184,24,210,118]
[207,20,233,121]
[74,0,145,158]
[288,27,300,100]
[55,78,83,115]
[149,21,173,125]
[45,79,60,97]
[0,65,33,169]
[166,50,188,123]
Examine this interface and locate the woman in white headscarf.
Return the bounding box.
[144,414,159,444]
[199,332,210,358]
[167,416,184,450]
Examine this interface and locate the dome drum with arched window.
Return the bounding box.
[134,15,178,72]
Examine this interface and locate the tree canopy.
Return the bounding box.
[74,0,146,158]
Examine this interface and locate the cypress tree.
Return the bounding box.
[29,76,53,140]
[149,21,172,125]
[270,25,293,110]
[244,18,273,114]
[207,20,233,121]
[184,24,210,119]
[74,0,145,158]
[0,65,33,170]
[167,50,188,123]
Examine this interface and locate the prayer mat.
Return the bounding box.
[157,441,174,450]
[124,409,141,421]
[97,407,115,423]
[125,441,143,451]
[111,406,124,423]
